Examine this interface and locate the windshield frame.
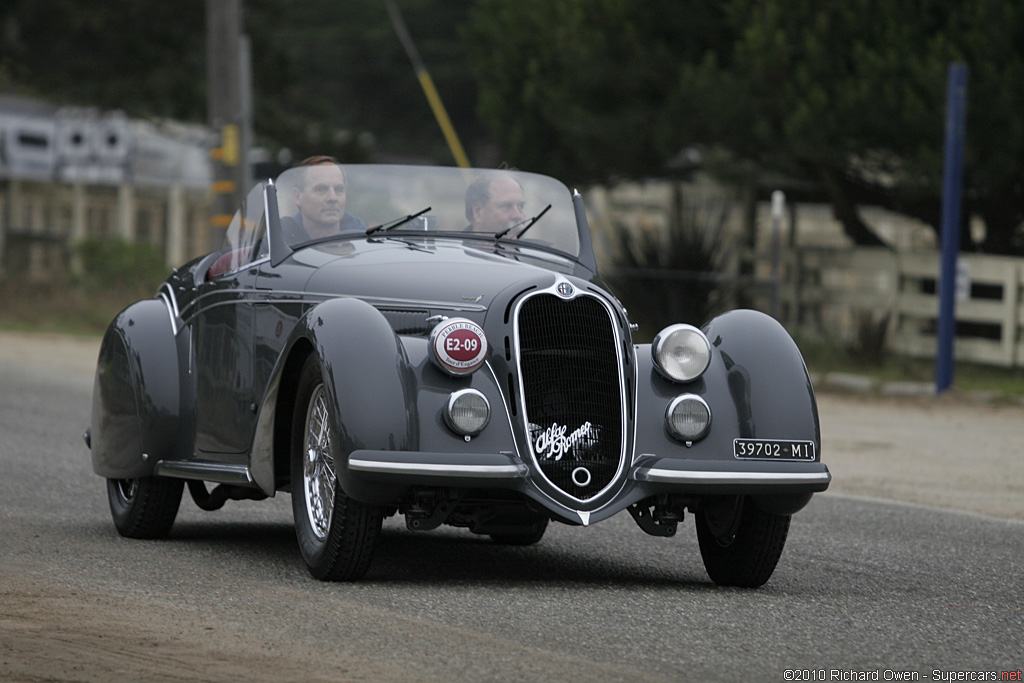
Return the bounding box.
[263,164,589,265]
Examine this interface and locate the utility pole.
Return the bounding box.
[206,0,248,248]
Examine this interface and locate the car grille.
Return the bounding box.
[378,308,430,334]
[516,293,624,501]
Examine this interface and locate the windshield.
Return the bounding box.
[215,180,268,275]
[272,164,581,258]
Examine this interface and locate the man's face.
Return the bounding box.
[472,177,525,233]
[294,164,347,237]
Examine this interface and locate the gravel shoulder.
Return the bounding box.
[1,329,1021,521]
[818,390,1024,520]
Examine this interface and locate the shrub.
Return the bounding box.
[74,237,170,296]
[603,184,732,339]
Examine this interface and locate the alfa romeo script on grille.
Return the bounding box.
[534,421,594,461]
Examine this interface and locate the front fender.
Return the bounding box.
[251,297,417,499]
[701,308,820,447]
[314,298,418,455]
[90,298,180,479]
[632,310,823,507]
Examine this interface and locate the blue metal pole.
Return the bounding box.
[935,62,968,393]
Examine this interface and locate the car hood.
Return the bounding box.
[299,237,579,310]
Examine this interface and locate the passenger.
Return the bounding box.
[287,155,366,241]
[464,172,526,234]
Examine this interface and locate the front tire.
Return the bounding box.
[291,355,383,581]
[106,476,184,539]
[695,495,790,588]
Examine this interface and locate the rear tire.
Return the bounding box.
[291,355,383,581]
[106,477,183,539]
[695,495,790,588]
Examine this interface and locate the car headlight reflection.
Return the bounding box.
[652,324,711,382]
[665,394,711,442]
[445,389,490,437]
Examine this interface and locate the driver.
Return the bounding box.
[464,172,526,234]
[288,155,366,240]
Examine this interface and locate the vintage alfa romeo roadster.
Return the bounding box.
[86,163,830,586]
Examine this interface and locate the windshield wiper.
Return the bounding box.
[366,206,431,235]
[494,204,551,240]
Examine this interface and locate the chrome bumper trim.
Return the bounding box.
[349,458,522,478]
[635,469,832,486]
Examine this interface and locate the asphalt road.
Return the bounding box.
[1,334,1022,681]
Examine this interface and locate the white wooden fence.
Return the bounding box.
[0,179,210,280]
[752,247,1024,367]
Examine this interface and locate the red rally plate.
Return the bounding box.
[431,319,488,375]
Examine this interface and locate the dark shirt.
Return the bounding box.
[283,212,367,244]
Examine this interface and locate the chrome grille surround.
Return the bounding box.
[513,278,628,505]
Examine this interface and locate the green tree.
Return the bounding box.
[254,0,485,164]
[682,0,1024,253]
[0,0,206,119]
[466,0,1024,254]
[464,0,728,186]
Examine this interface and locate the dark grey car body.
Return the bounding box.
[87,164,830,585]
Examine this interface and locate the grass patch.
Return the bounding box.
[0,238,170,336]
[796,335,1024,400]
[0,279,146,335]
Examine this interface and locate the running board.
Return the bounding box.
[154,460,255,487]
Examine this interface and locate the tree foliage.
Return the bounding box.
[249,0,486,164]
[466,0,1024,253]
[0,0,207,120]
[464,0,729,185]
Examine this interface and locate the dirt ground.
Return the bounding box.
[819,390,1024,520]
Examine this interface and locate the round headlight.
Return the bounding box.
[430,318,488,376]
[445,389,491,436]
[652,324,711,382]
[665,394,711,442]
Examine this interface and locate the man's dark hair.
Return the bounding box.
[298,155,339,166]
[295,155,342,188]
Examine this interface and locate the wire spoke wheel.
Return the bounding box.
[303,385,336,540]
[291,355,383,581]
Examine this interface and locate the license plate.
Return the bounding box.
[733,439,816,461]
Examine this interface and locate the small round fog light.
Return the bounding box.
[445,389,490,436]
[652,324,711,382]
[665,394,711,442]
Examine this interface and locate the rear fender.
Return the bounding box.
[90,298,180,479]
